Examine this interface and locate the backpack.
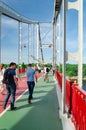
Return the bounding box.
[2,69,13,84]
[46,67,49,73]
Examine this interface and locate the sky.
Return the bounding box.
[0,0,86,64]
[0,0,54,64]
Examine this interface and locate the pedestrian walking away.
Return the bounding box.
[3,62,18,110]
[26,64,35,104]
[44,66,49,82]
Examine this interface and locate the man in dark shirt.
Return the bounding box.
[3,62,18,110]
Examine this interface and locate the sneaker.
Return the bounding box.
[10,107,17,111]
[31,96,33,99]
[28,100,31,104]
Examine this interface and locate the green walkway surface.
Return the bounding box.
[0,73,63,130]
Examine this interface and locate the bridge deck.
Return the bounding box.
[0,73,63,130]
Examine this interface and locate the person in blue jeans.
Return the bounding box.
[26,64,35,104]
[3,62,18,110]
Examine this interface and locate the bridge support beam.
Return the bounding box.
[36,24,39,66]
[18,22,22,66]
[62,0,83,114]
[78,0,83,88]
[28,24,30,64]
[62,0,66,114]
[38,24,44,63]
[53,22,56,68]
[67,0,83,88]
[57,14,61,71]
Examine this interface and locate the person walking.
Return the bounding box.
[34,65,39,82]
[0,64,5,94]
[26,64,35,104]
[44,66,49,82]
[3,62,18,110]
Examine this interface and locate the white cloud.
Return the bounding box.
[2,16,18,29]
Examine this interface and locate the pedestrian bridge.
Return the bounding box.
[0,70,86,130]
[0,0,85,130]
[0,72,63,130]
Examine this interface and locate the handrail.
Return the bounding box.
[55,70,72,112]
[55,70,86,130]
[71,84,86,130]
[55,70,62,90]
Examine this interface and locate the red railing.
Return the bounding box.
[66,79,72,113]
[71,84,86,130]
[55,70,72,112]
[55,70,62,91]
[17,68,26,74]
[55,70,86,130]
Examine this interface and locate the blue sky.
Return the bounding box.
[2,0,54,22]
[1,0,86,64]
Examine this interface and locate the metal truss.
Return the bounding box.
[0,1,38,24]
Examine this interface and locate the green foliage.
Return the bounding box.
[59,65,62,73]
[46,63,52,68]
[4,64,9,69]
[21,62,27,68]
[56,64,78,77]
[56,65,62,73]
[66,64,78,77]
[31,63,36,67]
[3,63,86,78]
[83,64,86,77]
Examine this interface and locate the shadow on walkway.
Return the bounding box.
[0,73,63,130]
